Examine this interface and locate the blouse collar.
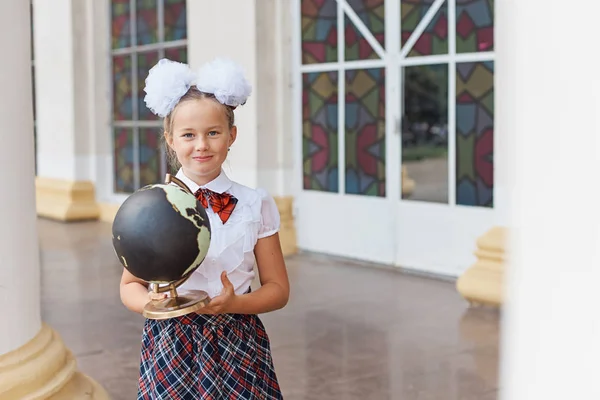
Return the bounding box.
[175,168,232,194]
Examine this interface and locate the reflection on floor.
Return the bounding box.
[403,157,449,204]
[38,219,500,400]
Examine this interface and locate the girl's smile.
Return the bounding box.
[192,155,214,162]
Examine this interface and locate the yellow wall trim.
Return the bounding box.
[36,177,100,222]
[0,323,109,399]
[99,195,299,257]
[456,226,507,307]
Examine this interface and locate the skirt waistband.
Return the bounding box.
[152,312,254,327]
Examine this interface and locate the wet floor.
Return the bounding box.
[38,218,499,400]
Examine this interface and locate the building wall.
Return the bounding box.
[32,0,298,233]
[255,0,296,197]
[31,1,499,273]
[187,0,296,197]
[187,1,259,190]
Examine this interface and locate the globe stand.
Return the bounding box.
[143,276,211,320]
[141,173,211,320]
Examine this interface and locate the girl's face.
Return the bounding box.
[166,98,236,185]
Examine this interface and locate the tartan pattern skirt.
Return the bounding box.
[136,312,283,399]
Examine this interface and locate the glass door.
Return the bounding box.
[395,0,496,276]
[293,0,496,276]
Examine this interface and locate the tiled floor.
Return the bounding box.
[38,219,499,400]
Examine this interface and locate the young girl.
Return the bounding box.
[119,58,289,399]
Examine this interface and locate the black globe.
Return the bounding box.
[112,183,211,283]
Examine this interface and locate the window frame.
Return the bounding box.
[109,0,188,196]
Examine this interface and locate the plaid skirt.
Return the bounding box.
[136,312,283,399]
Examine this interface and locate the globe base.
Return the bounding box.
[143,289,211,320]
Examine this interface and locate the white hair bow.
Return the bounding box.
[143,58,252,118]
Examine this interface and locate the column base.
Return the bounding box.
[99,203,121,223]
[36,178,100,222]
[456,226,506,307]
[0,323,110,399]
[401,165,415,197]
[273,196,298,257]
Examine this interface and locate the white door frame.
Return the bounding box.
[291,0,498,276]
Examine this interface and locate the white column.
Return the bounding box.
[499,1,600,399]
[0,0,41,355]
[255,0,296,196]
[186,1,298,256]
[0,7,109,397]
[188,0,259,189]
[33,0,94,181]
[32,0,102,221]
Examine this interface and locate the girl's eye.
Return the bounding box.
[208,131,218,137]
[182,133,194,138]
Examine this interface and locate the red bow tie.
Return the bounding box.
[195,188,238,224]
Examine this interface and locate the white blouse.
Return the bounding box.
[175,169,280,298]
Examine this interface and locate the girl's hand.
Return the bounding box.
[203,271,237,315]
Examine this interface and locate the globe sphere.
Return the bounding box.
[112,183,211,283]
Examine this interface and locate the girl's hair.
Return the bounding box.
[163,87,236,172]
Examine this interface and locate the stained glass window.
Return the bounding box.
[137,51,160,121]
[114,128,135,193]
[136,0,158,46]
[344,0,384,61]
[345,16,377,61]
[164,0,187,41]
[297,0,493,207]
[456,61,494,207]
[112,54,133,121]
[111,0,131,49]
[397,0,494,207]
[303,72,339,192]
[110,0,187,193]
[345,69,386,197]
[401,0,448,57]
[301,0,338,64]
[164,46,187,63]
[456,0,494,53]
[139,127,164,188]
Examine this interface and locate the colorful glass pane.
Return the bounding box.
[164,46,187,64]
[114,128,135,193]
[344,0,384,61]
[303,72,339,192]
[112,54,133,120]
[456,61,494,207]
[456,0,494,53]
[164,0,187,41]
[301,0,338,64]
[401,0,448,57]
[139,127,164,187]
[345,69,385,197]
[111,0,131,49]
[136,0,158,46]
[137,51,160,120]
[401,64,449,203]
